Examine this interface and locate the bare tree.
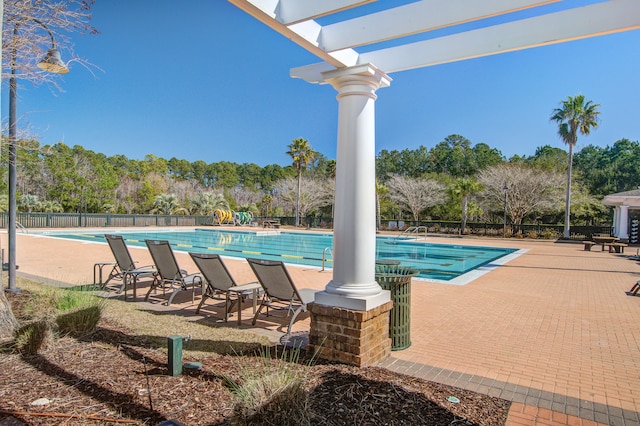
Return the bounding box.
[273,176,333,220]
[168,179,200,209]
[115,176,139,214]
[2,1,98,89]
[1,0,97,341]
[229,186,263,209]
[478,164,564,225]
[386,174,446,221]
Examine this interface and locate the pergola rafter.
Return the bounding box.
[231,0,640,82]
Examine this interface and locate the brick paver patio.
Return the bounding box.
[8,229,640,425]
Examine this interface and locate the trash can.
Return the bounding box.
[375,259,401,267]
[375,264,418,351]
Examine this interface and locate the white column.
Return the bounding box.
[313,63,391,311]
[619,205,630,240]
[613,207,620,237]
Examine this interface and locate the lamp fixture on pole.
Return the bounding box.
[502,183,508,238]
[6,19,68,294]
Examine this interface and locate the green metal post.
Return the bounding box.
[168,335,182,376]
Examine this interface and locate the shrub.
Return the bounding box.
[542,228,561,239]
[22,288,59,322]
[526,230,539,239]
[227,346,312,426]
[56,305,104,337]
[14,320,52,354]
[55,288,106,337]
[12,286,106,351]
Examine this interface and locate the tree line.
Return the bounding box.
[1,133,637,228]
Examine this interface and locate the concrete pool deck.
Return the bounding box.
[5,228,640,426]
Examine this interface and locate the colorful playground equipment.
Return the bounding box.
[213,209,233,225]
[234,211,253,225]
[213,209,253,226]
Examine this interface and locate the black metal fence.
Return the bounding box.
[0,212,613,241]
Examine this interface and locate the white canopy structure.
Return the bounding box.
[230,0,640,311]
[603,188,640,241]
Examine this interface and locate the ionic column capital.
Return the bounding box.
[322,63,391,99]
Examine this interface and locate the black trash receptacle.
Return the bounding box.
[375,264,418,351]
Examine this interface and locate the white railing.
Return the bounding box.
[394,226,428,242]
[321,247,333,271]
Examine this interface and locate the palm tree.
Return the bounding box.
[550,95,600,238]
[18,194,40,213]
[261,194,273,217]
[450,178,482,235]
[40,200,64,213]
[151,193,187,215]
[286,138,316,226]
[189,192,228,215]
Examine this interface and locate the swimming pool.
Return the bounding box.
[47,228,521,284]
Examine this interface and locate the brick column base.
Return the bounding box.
[307,301,393,367]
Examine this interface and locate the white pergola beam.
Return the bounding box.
[230,0,376,26]
[319,0,559,52]
[276,0,376,25]
[361,0,640,73]
[291,0,640,82]
[229,0,363,67]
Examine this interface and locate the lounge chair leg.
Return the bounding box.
[252,302,266,326]
[144,285,155,302]
[226,298,238,321]
[626,281,640,296]
[225,295,231,320]
[286,307,305,335]
[166,289,180,306]
[195,294,208,314]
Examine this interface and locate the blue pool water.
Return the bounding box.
[47,229,518,282]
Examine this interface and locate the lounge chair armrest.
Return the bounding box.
[183,273,202,285]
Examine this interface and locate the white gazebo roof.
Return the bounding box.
[603,188,640,207]
[230,0,640,83]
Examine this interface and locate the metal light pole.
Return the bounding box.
[6,19,68,293]
[502,183,508,238]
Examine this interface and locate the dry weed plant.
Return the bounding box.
[226,345,313,426]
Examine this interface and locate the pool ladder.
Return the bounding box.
[394,226,427,243]
[321,247,333,271]
[16,221,27,234]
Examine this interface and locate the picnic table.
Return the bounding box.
[592,236,619,251]
[262,219,281,229]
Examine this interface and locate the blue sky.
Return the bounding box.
[5,0,640,167]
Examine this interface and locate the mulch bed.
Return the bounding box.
[0,292,510,425]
